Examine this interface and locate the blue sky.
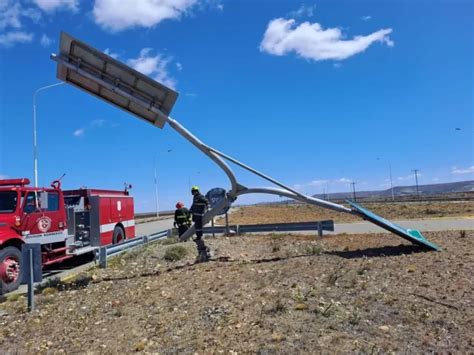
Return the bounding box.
[0,0,472,212]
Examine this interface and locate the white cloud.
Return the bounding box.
[337,177,352,183]
[104,48,119,59]
[40,33,52,47]
[93,0,198,32]
[308,179,329,187]
[397,173,421,181]
[289,4,317,18]
[0,31,34,47]
[73,119,119,137]
[294,177,354,191]
[33,0,78,12]
[0,1,41,30]
[361,15,372,21]
[176,62,183,71]
[260,18,394,61]
[127,48,177,89]
[451,166,474,174]
[216,3,223,11]
[91,119,107,127]
[73,128,85,137]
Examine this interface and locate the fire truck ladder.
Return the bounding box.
[50,32,440,251]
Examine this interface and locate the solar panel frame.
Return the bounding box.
[55,32,178,128]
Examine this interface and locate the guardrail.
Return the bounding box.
[96,220,334,268]
[203,220,334,237]
[97,229,171,268]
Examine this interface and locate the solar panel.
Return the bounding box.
[53,32,178,128]
[347,201,441,251]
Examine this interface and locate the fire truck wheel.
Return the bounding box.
[0,247,22,294]
[112,226,125,244]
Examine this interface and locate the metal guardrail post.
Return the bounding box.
[166,229,172,238]
[143,235,149,244]
[27,249,35,312]
[236,225,240,236]
[317,222,323,237]
[99,247,107,269]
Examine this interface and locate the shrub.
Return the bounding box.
[160,237,179,246]
[163,245,188,261]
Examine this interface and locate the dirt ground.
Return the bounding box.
[1,229,473,353]
[219,200,474,225]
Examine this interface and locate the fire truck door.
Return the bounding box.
[22,191,63,236]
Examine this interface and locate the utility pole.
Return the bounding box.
[412,169,420,198]
[350,182,357,202]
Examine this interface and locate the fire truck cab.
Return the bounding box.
[0,178,135,293]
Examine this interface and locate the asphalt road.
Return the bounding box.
[332,217,473,234]
[135,216,474,237]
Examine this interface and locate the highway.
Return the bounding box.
[135,216,474,236]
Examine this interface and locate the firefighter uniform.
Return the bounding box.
[190,186,210,262]
[174,206,191,237]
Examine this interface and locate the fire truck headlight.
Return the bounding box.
[15,216,21,226]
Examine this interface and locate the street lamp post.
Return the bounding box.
[33,82,65,187]
[154,149,172,217]
[376,157,395,201]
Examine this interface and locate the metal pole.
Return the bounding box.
[27,249,34,312]
[211,218,215,238]
[225,212,229,235]
[412,169,420,198]
[350,182,357,202]
[33,82,65,188]
[154,156,159,218]
[389,163,395,201]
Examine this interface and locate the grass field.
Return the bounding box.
[1,230,472,353]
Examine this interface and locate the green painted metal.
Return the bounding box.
[347,201,441,251]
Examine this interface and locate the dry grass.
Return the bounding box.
[0,230,472,353]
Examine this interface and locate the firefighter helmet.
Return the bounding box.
[176,202,184,209]
[191,186,200,192]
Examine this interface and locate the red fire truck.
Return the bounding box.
[0,177,135,293]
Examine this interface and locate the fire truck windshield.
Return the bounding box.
[0,191,18,213]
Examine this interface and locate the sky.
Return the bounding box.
[0,0,473,212]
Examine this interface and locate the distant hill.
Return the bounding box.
[312,180,474,200]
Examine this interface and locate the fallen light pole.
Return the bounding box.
[50,32,440,251]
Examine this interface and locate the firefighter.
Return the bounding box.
[190,186,210,262]
[174,201,191,237]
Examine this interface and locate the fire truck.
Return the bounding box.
[0,177,135,293]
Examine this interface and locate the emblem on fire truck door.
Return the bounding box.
[37,216,52,233]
